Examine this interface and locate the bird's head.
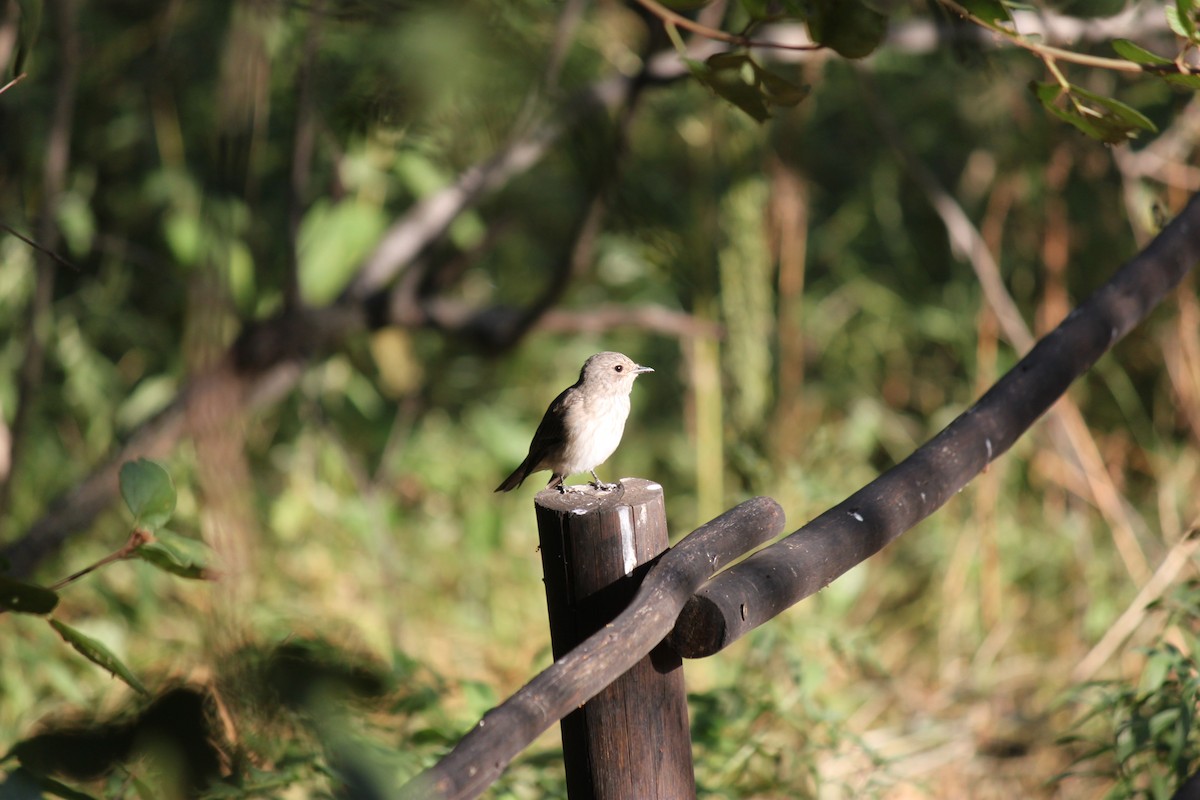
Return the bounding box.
[579,351,653,394]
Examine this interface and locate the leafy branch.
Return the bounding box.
[943,0,1200,141]
[638,0,1200,139]
[632,0,820,52]
[1,459,208,696]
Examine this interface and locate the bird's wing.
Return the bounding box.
[524,386,573,457]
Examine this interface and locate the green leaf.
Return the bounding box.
[1043,101,1109,140]
[694,54,808,120]
[134,532,210,580]
[807,0,888,59]
[128,773,158,800]
[118,458,176,532]
[1030,81,1155,143]
[1071,84,1158,133]
[1165,73,1200,89]
[56,190,95,256]
[1050,0,1126,18]
[297,199,388,304]
[0,574,59,614]
[738,0,773,19]
[1183,0,1198,32]
[753,64,809,106]
[1149,707,1182,738]
[705,71,772,121]
[162,209,202,266]
[1168,0,1198,40]
[12,0,42,76]
[958,0,1011,25]
[0,767,100,800]
[49,619,148,695]
[706,51,751,71]
[35,774,100,800]
[1111,39,1172,66]
[1138,650,1173,695]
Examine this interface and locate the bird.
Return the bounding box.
[495,351,653,493]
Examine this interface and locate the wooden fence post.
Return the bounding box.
[535,478,696,800]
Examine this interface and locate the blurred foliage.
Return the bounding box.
[1057,581,1200,800]
[1,0,1199,797]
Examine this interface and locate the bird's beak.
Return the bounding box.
[635,365,654,374]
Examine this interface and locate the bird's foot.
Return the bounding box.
[588,472,617,491]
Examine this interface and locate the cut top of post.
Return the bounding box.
[534,477,664,514]
[534,477,668,616]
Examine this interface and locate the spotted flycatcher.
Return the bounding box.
[495,351,653,493]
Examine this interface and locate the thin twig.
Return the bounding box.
[0,72,27,96]
[937,0,1197,75]
[1073,524,1200,683]
[0,221,80,271]
[632,0,820,52]
[48,529,153,592]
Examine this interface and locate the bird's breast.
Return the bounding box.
[557,393,631,473]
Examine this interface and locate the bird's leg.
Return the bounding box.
[589,470,616,491]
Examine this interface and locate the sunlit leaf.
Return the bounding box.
[0,575,59,615]
[118,458,176,532]
[297,199,387,304]
[49,620,149,695]
[1138,649,1173,695]
[162,210,201,267]
[1167,0,1198,40]
[1111,38,1172,65]
[56,191,95,256]
[134,532,210,580]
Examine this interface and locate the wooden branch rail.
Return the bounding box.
[398,492,785,800]
[668,190,1200,658]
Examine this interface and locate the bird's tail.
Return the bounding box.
[495,458,532,492]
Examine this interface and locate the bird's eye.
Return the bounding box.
[614,365,623,372]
